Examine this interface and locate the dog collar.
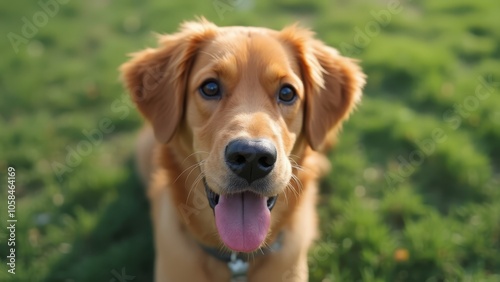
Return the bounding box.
[199,233,284,281]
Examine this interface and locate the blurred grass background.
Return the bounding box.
[1,0,499,281]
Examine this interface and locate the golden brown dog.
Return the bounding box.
[121,18,365,282]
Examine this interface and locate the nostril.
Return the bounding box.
[258,156,274,168]
[227,153,247,166]
[235,155,246,165]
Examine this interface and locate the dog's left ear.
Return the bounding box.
[281,27,366,151]
[306,42,365,150]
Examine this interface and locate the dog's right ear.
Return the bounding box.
[120,19,217,143]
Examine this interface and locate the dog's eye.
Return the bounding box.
[199,80,221,99]
[278,85,297,104]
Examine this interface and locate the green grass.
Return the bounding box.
[1,0,499,281]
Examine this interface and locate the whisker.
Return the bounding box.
[282,185,290,205]
[216,241,230,256]
[290,174,304,199]
[288,153,301,162]
[291,173,304,192]
[186,171,205,204]
[289,160,306,173]
[183,160,204,188]
[181,151,210,166]
[288,156,313,175]
[291,165,306,174]
[261,241,270,252]
[286,183,298,201]
[173,160,202,185]
[285,173,304,202]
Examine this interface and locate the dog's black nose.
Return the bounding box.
[225,139,277,184]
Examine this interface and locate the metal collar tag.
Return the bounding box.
[228,252,248,282]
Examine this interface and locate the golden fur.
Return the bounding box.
[121,19,365,282]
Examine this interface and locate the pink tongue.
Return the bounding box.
[214,192,270,252]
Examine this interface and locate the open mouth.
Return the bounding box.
[204,180,278,211]
[203,178,278,253]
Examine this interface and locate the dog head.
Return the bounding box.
[121,19,365,252]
